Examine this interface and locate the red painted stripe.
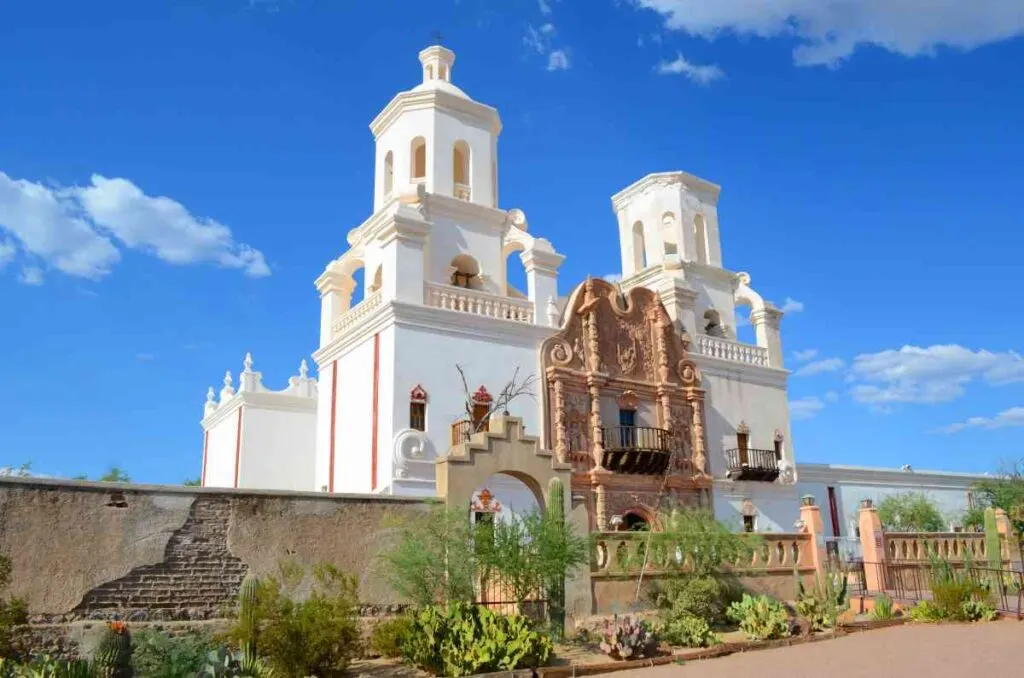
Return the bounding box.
[200,431,209,487]
[328,361,338,493]
[371,333,381,491]
[233,407,244,488]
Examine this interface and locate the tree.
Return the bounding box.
[378,505,480,607]
[97,467,131,483]
[650,507,759,578]
[0,463,32,478]
[877,492,946,532]
[183,477,201,486]
[969,461,1024,558]
[455,364,536,433]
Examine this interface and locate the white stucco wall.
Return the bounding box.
[238,404,317,492]
[202,408,240,489]
[796,464,986,537]
[321,334,379,494]
[713,480,801,533]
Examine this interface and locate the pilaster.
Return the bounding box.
[751,306,784,369]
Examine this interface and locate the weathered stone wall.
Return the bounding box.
[0,478,432,621]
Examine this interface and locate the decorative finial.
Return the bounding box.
[223,370,233,387]
[243,352,253,373]
[220,370,235,401]
[299,359,309,379]
[206,387,215,403]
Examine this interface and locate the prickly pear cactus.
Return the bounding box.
[599,615,657,660]
[95,621,132,678]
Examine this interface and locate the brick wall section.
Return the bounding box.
[72,498,248,621]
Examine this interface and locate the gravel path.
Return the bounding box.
[612,622,1023,678]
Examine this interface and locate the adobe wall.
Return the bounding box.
[0,478,432,622]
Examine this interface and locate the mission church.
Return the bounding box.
[197,45,981,538]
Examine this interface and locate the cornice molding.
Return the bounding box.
[423,192,508,229]
[201,391,317,430]
[796,463,988,489]
[370,88,502,139]
[692,355,789,386]
[611,171,721,212]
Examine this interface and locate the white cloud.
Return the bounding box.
[135,352,156,362]
[790,396,825,420]
[538,0,554,14]
[18,267,43,286]
[0,239,15,269]
[795,357,845,377]
[656,53,725,84]
[634,0,1024,67]
[849,344,1024,406]
[779,297,804,314]
[540,23,556,36]
[524,24,549,53]
[825,390,839,402]
[547,49,571,71]
[0,171,269,283]
[793,348,819,362]
[936,406,1024,434]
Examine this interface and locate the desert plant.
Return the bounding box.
[907,600,943,623]
[871,594,895,621]
[653,574,730,625]
[649,509,758,578]
[727,594,790,641]
[378,505,480,607]
[11,656,97,678]
[960,599,997,622]
[927,552,988,621]
[402,603,551,677]
[368,616,412,658]
[0,555,28,660]
[984,508,1003,569]
[599,616,658,660]
[546,477,567,640]
[130,629,215,678]
[241,562,360,678]
[94,622,131,678]
[199,647,272,678]
[658,614,719,649]
[795,570,848,630]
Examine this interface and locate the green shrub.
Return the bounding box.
[402,603,552,677]
[599,616,658,660]
[654,575,726,625]
[0,556,28,660]
[3,655,97,678]
[795,571,849,631]
[960,599,997,622]
[130,629,215,678]
[369,616,413,658]
[871,595,895,621]
[658,614,719,649]
[726,594,790,641]
[908,600,943,623]
[199,646,273,678]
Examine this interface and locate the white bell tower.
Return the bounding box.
[371,45,501,211]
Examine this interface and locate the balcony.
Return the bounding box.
[425,282,535,324]
[694,335,769,367]
[331,290,383,336]
[598,426,672,475]
[725,448,780,482]
[451,419,489,446]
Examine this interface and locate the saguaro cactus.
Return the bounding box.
[547,477,566,640]
[984,507,1002,570]
[237,574,261,661]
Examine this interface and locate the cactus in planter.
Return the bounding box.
[599,615,658,660]
[546,477,566,640]
[94,621,132,678]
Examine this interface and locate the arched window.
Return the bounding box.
[450,254,480,290]
[502,243,527,298]
[409,385,427,431]
[453,141,470,200]
[426,64,434,80]
[631,221,646,271]
[703,309,725,337]
[661,212,678,256]
[411,137,427,181]
[693,214,709,265]
[439,64,448,81]
[383,151,393,196]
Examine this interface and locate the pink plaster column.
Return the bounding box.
[993,509,1016,563]
[799,495,827,578]
[858,499,886,593]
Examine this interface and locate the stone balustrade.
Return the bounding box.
[693,334,769,367]
[883,532,996,563]
[331,289,383,336]
[590,532,813,576]
[425,282,535,324]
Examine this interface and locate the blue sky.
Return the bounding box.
[1,0,1022,483]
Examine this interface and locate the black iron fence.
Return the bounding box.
[849,560,1024,616]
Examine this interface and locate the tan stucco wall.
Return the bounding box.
[0,478,432,616]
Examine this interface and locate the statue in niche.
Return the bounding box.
[703,309,726,338]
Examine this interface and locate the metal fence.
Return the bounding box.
[474,570,548,620]
[849,561,1024,616]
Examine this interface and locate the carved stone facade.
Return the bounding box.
[541,277,712,530]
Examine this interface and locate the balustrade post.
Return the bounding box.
[799,495,828,579]
[858,499,886,593]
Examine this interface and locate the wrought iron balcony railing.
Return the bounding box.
[451,419,489,446]
[725,448,780,481]
[598,426,672,475]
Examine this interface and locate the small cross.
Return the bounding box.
[431,30,444,45]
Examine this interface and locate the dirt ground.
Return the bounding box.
[613,621,1023,678]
